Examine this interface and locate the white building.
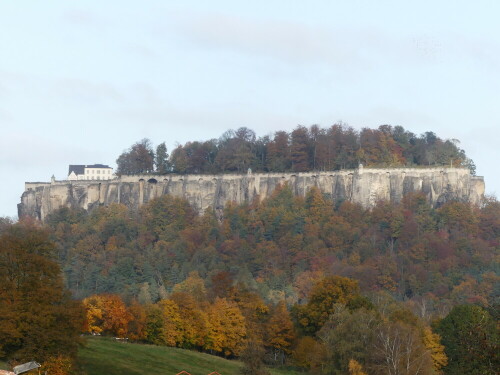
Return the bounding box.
[68,164,114,181]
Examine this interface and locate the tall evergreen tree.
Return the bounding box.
[155,142,170,174]
[435,305,498,375]
[290,126,310,172]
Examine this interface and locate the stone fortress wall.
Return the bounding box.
[18,166,485,222]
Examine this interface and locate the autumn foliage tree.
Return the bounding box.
[0,221,84,365]
[240,335,271,375]
[127,300,147,341]
[41,355,75,375]
[293,276,371,334]
[145,299,183,347]
[348,359,368,375]
[116,138,155,175]
[205,298,246,356]
[170,292,208,349]
[265,301,295,364]
[317,305,379,374]
[371,321,433,375]
[422,327,448,374]
[82,294,132,337]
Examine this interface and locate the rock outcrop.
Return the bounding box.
[18,167,485,221]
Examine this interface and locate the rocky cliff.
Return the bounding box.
[18,167,485,221]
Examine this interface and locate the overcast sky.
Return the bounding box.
[1,0,499,218]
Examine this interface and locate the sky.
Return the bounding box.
[1,0,499,218]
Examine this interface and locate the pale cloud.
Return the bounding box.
[123,42,161,60]
[62,8,101,27]
[127,82,163,105]
[0,131,90,168]
[105,101,301,142]
[172,12,366,68]
[403,32,500,70]
[0,110,13,122]
[170,11,500,76]
[408,35,445,63]
[0,82,8,98]
[450,34,500,70]
[50,79,167,110]
[0,70,31,89]
[348,107,437,132]
[53,78,125,106]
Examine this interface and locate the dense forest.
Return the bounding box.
[47,188,498,309]
[115,124,476,175]
[42,184,498,374]
[1,125,497,374]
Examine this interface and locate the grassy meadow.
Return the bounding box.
[78,337,300,375]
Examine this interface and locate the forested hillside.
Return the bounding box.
[115,124,476,175]
[48,187,498,308]
[44,186,499,373]
[3,125,496,374]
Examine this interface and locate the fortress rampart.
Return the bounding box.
[18,167,485,221]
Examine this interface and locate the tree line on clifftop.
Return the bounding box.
[115,124,476,176]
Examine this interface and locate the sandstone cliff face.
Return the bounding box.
[18,167,485,221]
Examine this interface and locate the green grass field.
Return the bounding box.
[78,337,300,375]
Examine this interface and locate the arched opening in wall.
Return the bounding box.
[163,178,168,182]
[139,179,145,183]
[147,178,158,184]
[198,178,203,182]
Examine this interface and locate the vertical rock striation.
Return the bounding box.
[18,167,485,222]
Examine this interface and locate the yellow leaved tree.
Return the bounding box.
[348,359,367,375]
[422,327,448,374]
[205,297,246,356]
